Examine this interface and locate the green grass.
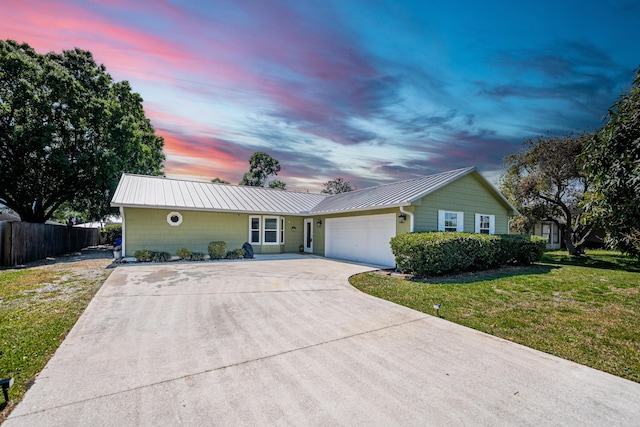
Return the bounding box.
[350,250,640,382]
[0,267,111,418]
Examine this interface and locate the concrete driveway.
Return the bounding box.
[5,256,640,426]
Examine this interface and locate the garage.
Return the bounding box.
[325,213,396,266]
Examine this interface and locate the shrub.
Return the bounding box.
[390,232,546,276]
[189,251,206,261]
[151,251,171,262]
[134,249,153,262]
[102,224,122,245]
[225,248,245,259]
[498,234,547,264]
[208,241,227,259]
[176,247,192,259]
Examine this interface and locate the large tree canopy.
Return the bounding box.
[583,67,640,258]
[239,152,281,187]
[501,133,593,255]
[0,40,164,223]
[321,177,353,195]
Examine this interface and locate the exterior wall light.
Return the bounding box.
[316,219,322,228]
[399,214,407,223]
[291,226,296,232]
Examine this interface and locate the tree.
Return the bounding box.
[321,177,353,195]
[239,152,281,187]
[0,40,164,223]
[268,179,287,190]
[211,177,230,184]
[583,67,640,258]
[500,133,593,255]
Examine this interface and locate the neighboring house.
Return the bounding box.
[533,221,562,250]
[532,221,606,250]
[111,166,518,267]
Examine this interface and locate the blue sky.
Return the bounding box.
[2,0,639,190]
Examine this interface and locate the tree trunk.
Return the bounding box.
[561,224,581,256]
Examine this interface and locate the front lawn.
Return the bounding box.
[0,261,111,421]
[350,250,640,382]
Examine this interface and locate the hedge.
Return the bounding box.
[390,232,547,276]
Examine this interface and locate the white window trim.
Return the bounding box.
[474,213,495,234]
[438,210,464,232]
[249,215,286,245]
[167,211,183,226]
[262,215,281,245]
[249,215,261,244]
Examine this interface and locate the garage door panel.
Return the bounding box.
[325,214,396,266]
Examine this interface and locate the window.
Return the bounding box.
[249,216,285,245]
[542,224,551,243]
[280,217,285,244]
[264,216,278,244]
[249,216,261,244]
[167,211,183,226]
[475,214,495,234]
[438,210,464,232]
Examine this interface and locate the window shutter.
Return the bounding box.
[489,215,495,235]
[438,210,445,231]
[474,213,481,233]
[457,212,464,232]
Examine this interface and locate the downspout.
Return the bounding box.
[399,206,414,232]
[119,206,125,256]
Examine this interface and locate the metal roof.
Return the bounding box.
[111,174,327,215]
[111,167,518,216]
[310,167,479,214]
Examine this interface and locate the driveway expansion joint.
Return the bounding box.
[7,315,430,419]
[98,288,349,298]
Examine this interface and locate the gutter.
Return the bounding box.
[399,205,414,232]
[119,206,125,256]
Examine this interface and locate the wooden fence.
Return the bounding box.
[0,221,100,266]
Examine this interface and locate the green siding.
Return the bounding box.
[123,208,304,257]
[413,173,509,234]
[284,217,305,253]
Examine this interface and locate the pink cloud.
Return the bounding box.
[1,0,255,86]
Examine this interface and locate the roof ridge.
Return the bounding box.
[122,173,326,196]
[332,166,475,196]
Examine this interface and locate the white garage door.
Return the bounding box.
[325,213,396,266]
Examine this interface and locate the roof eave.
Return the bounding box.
[112,203,311,216]
[310,202,411,216]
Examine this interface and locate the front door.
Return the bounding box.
[304,218,313,253]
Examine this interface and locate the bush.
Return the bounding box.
[390,232,546,276]
[225,248,245,259]
[176,247,192,259]
[189,251,206,261]
[134,249,153,262]
[133,249,172,262]
[151,251,171,262]
[208,241,227,259]
[102,224,122,245]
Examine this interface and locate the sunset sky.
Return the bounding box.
[2,0,639,191]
